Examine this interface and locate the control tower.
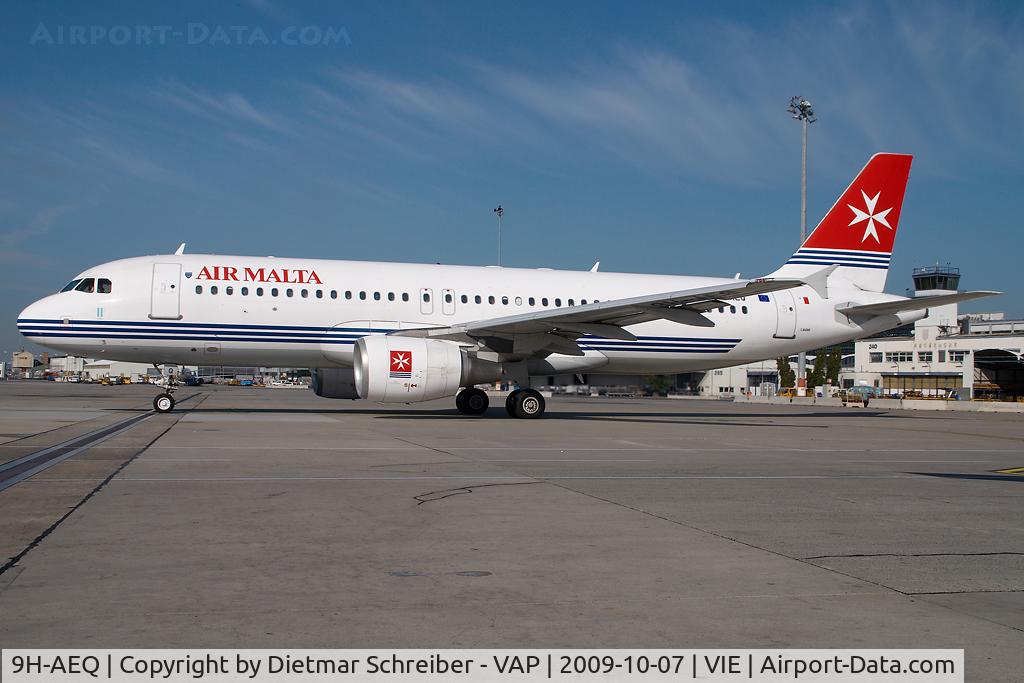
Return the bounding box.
[913,265,961,335]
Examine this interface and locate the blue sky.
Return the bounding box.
[3,1,1023,355]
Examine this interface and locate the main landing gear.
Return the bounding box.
[455,387,547,418]
[455,387,489,416]
[505,388,546,419]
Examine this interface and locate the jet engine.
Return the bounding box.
[354,336,501,403]
[310,367,359,399]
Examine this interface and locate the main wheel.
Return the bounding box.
[505,389,522,416]
[153,393,175,413]
[455,388,489,415]
[513,388,546,419]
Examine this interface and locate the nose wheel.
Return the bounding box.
[506,388,545,419]
[153,393,176,413]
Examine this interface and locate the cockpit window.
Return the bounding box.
[74,278,96,293]
[98,278,112,294]
[60,279,82,293]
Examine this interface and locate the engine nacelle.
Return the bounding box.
[354,336,500,403]
[310,367,359,399]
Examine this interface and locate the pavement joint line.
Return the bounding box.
[0,414,154,492]
[0,393,202,492]
[0,413,149,475]
[108,474,922,481]
[104,445,1024,453]
[0,393,210,576]
[805,552,1024,560]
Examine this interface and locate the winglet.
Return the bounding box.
[174,243,186,255]
[801,265,838,300]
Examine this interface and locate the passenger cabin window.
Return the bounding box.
[345,291,352,299]
[226,286,233,295]
[374,292,381,301]
[330,290,337,299]
[445,293,453,303]
[388,292,395,301]
[460,294,468,304]
[554,298,561,307]
[286,289,293,297]
[241,287,249,296]
[528,297,535,306]
[75,278,95,293]
[359,291,366,300]
[211,286,219,295]
[195,285,203,294]
[271,288,278,297]
[488,296,495,304]
[257,287,264,296]
[316,290,323,299]
[301,289,309,298]
[422,292,430,302]
[542,298,549,306]
[475,295,482,304]
[98,279,112,294]
[501,296,508,305]
[402,293,409,302]
[61,279,82,293]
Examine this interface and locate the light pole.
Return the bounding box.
[493,205,504,266]
[788,96,816,387]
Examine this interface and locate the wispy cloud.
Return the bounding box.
[152,81,296,136]
[0,193,103,250]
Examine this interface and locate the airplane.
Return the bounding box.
[17,153,997,418]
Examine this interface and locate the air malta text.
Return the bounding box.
[196,266,323,285]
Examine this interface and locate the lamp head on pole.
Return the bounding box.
[787,95,816,124]
[493,205,503,218]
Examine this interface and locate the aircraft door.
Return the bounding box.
[150,263,183,320]
[420,288,434,315]
[441,288,455,315]
[773,291,797,339]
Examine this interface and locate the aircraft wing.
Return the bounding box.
[392,277,804,356]
[837,291,1001,317]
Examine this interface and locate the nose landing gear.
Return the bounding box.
[152,365,180,413]
[153,393,175,413]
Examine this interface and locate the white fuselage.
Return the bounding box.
[18,254,919,376]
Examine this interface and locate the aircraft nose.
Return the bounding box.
[18,299,47,338]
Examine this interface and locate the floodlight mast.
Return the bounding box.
[788,96,816,387]
[493,205,504,266]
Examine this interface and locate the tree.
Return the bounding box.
[806,349,827,388]
[826,348,842,384]
[645,374,674,396]
[776,357,796,388]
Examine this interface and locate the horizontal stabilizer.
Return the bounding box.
[837,291,1001,317]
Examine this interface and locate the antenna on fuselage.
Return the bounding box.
[590,261,600,272]
[174,243,186,255]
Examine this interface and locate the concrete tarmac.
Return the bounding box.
[0,382,1021,679]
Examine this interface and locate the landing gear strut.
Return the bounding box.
[506,388,545,419]
[455,387,489,415]
[153,365,179,414]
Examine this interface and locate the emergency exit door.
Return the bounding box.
[773,290,797,339]
[150,263,183,320]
